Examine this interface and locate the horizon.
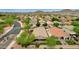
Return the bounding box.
[0,9,62,12]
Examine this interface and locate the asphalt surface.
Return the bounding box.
[0,21,21,49]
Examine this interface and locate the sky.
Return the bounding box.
[0,9,62,12]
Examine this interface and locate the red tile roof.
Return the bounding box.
[49,27,69,38]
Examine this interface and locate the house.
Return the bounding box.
[59,16,72,25]
[32,27,48,40]
[63,25,74,31]
[59,16,66,23]
[48,27,69,40]
[47,20,53,27]
[62,28,76,38]
[44,15,51,21]
[30,16,37,25]
[39,19,45,26]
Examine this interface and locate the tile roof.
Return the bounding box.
[32,27,48,39]
[48,27,69,38]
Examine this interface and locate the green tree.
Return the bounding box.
[72,21,79,26]
[75,17,79,21]
[36,18,40,27]
[22,25,31,33]
[27,34,35,45]
[16,32,35,47]
[46,36,57,48]
[73,26,79,36]
[52,17,59,21]
[24,18,31,25]
[23,25,30,30]
[53,22,59,27]
[36,21,40,27]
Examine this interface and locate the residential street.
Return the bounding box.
[0,21,21,49]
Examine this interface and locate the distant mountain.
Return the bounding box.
[74,10,79,12]
[60,9,79,12]
[0,9,79,16]
[0,9,62,12]
[34,10,44,13]
[60,9,73,12]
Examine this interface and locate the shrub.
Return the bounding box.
[53,22,59,27]
[52,17,59,21]
[46,36,58,47]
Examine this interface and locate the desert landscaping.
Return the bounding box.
[0,9,79,49]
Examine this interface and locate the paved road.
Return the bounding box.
[0,21,21,49]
